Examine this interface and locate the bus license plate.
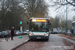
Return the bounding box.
[36,37,41,39]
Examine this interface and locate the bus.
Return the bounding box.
[28,18,51,40]
[72,21,75,36]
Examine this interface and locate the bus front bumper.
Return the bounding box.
[29,36,49,39]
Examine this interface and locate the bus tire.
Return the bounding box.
[46,38,49,41]
[30,38,33,40]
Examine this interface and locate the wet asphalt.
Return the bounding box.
[16,34,75,50]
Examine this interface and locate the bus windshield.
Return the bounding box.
[29,22,49,32]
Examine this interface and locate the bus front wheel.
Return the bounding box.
[46,38,49,41]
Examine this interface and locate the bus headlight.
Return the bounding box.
[44,33,48,36]
[29,33,33,36]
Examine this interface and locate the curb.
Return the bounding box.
[73,38,75,40]
[59,34,75,41]
[11,39,29,50]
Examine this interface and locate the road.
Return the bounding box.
[14,34,75,50]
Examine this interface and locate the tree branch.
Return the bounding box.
[66,0,75,6]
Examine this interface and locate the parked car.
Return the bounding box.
[23,30,29,35]
[49,31,51,33]
[19,31,23,35]
[0,32,2,37]
[2,31,9,37]
[58,30,62,34]
[52,28,58,34]
[62,30,66,34]
[67,30,71,35]
[15,30,20,35]
[6,30,11,36]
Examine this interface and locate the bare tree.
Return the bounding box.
[0,0,49,31]
[23,0,48,18]
[73,16,75,21]
[50,17,55,30]
[66,0,75,6]
[0,0,25,30]
[54,16,60,28]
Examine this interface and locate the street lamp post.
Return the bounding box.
[66,4,67,32]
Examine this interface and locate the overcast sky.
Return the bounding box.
[45,0,75,20]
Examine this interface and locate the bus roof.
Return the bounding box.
[30,18,50,19]
[72,21,75,23]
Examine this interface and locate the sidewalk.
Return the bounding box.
[0,35,29,50]
[59,34,75,41]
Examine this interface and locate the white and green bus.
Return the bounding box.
[72,21,75,36]
[28,18,51,40]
